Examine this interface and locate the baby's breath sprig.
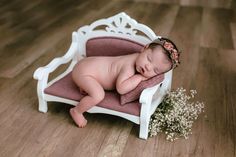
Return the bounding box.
[148,87,205,141]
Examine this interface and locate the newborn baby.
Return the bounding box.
[70,37,180,127]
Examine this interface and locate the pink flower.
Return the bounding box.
[164,42,174,50]
[172,50,178,60]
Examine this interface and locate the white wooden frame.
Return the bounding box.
[33,12,173,140]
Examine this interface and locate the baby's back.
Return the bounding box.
[73,56,123,90]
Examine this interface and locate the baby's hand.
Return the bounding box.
[137,74,149,81]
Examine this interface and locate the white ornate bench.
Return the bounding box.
[33,12,173,140]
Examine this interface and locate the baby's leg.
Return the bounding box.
[70,74,105,128]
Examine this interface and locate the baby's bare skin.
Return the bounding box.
[72,54,137,91]
[70,46,172,127]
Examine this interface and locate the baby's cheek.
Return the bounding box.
[161,61,172,72]
[158,65,163,70]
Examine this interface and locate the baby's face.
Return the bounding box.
[135,46,172,78]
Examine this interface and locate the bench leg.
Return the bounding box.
[38,97,48,113]
[139,116,150,140]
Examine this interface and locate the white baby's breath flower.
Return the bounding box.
[148,87,205,141]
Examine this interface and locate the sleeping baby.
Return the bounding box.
[70,37,180,127]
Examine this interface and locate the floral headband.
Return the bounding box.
[147,38,180,69]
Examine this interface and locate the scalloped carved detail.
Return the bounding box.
[78,12,156,40]
[103,15,138,36]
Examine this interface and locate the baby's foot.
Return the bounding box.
[70,108,87,128]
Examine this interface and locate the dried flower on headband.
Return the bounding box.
[147,38,181,69]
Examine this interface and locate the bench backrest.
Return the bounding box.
[86,36,144,57]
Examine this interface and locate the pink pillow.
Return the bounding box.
[120,74,164,105]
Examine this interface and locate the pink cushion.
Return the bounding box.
[86,36,144,57]
[44,72,141,116]
[120,74,164,105]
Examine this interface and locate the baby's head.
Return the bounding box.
[135,37,180,78]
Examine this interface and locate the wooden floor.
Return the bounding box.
[0,0,236,156]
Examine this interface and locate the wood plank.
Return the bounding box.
[34,114,114,157]
[133,0,232,9]
[133,0,179,5]
[0,0,89,74]
[0,0,88,59]
[231,0,236,22]
[230,23,236,49]
[0,0,111,78]
[136,3,179,37]
[190,47,236,157]
[97,121,132,157]
[201,7,234,49]
[180,0,232,9]
[168,6,203,89]
[0,0,136,79]
[0,0,25,17]
[124,2,179,40]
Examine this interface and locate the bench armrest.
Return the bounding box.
[139,69,173,119]
[33,32,79,80]
[139,82,163,131]
[139,82,162,105]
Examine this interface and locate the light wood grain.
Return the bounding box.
[230,23,236,48]
[133,0,232,8]
[193,47,236,157]
[200,7,234,49]
[169,6,202,90]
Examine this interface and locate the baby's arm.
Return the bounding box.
[116,68,147,95]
